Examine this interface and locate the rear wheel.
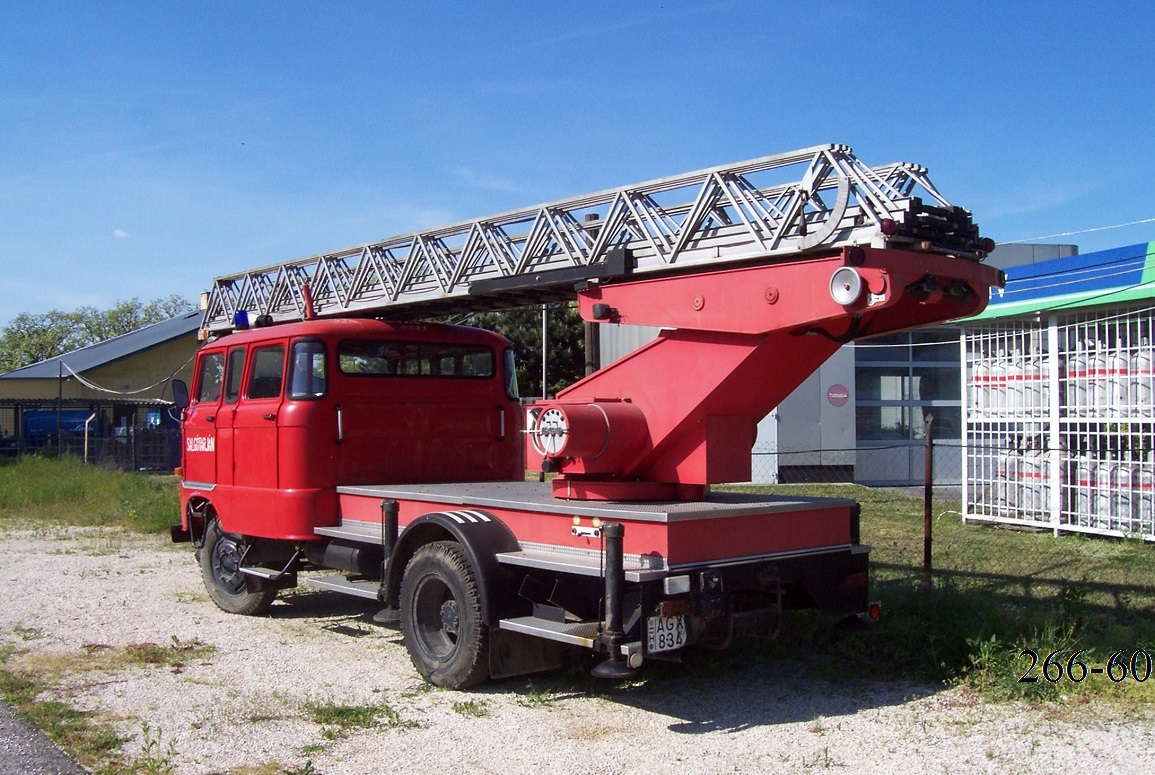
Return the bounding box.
[400,541,489,689]
[200,520,277,615]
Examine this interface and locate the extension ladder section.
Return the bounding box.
[200,143,987,332]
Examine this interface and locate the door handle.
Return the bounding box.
[205,415,216,422]
[263,413,276,421]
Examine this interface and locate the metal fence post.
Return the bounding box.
[923,413,935,590]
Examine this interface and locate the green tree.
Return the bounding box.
[466,303,587,398]
[0,295,195,373]
[75,296,193,345]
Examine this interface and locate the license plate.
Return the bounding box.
[646,614,687,653]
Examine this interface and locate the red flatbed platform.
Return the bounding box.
[336,481,860,570]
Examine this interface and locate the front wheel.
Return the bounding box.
[200,520,277,616]
[400,541,489,689]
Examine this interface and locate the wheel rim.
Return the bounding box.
[413,573,460,660]
[209,534,246,596]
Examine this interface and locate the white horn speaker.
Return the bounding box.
[829,266,864,306]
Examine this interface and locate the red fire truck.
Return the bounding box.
[171,144,1003,688]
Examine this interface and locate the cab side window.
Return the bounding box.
[246,345,285,400]
[289,340,327,399]
[195,352,225,403]
[225,348,246,403]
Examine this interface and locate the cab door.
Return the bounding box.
[233,342,286,494]
[182,350,224,486]
[213,345,247,488]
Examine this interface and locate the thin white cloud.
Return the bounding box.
[452,166,524,195]
[113,229,129,238]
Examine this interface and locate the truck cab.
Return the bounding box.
[177,318,523,542]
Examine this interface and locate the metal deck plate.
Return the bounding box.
[303,576,381,601]
[337,480,855,523]
[499,616,600,648]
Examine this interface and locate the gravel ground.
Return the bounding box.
[1,525,1153,775]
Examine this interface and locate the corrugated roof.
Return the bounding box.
[0,311,201,379]
[971,241,1155,321]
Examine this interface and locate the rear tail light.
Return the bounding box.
[867,601,882,621]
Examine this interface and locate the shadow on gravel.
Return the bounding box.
[486,646,941,733]
[605,667,932,733]
[264,589,379,620]
[265,591,408,643]
[260,588,942,729]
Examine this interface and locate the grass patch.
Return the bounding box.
[0,643,128,771]
[515,680,559,708]
[280,763,320,775]
[118,637,216,669]
[0,634,216,773]
[133,721,178,774]
[451,699,490,718]
[724,483,1155,704]
[303,699,419,738]
[0,456,177,533]
[15,637,216,685]
[25,700,126,769]
[229,765,316,775]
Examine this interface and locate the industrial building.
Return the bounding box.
[0,311,200,468]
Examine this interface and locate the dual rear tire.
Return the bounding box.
[400,541,489,689]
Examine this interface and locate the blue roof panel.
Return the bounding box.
[980,242,1155,319]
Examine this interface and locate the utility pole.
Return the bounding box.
[541,304,548,399]
[56,361,64,456]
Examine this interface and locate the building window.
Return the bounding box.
[855,330,961,442]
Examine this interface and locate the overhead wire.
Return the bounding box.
[1001,217,1155,244]
[59,351,196,398]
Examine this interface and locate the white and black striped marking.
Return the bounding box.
[435,510,492,524]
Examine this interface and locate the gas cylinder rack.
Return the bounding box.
[963,303,1155,540]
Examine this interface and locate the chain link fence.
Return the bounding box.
[749,437,1155,636]
[0,404,181,472]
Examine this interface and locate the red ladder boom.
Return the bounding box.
[527,244,1003,500]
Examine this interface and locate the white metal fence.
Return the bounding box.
[964,304,1155,540]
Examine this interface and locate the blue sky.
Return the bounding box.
[2,1,1153,325]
